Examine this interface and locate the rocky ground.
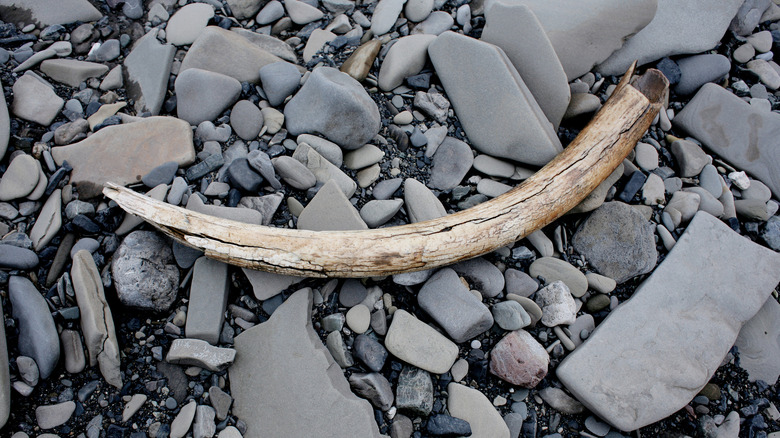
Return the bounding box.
[0,0,779,437]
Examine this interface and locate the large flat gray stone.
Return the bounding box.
[231,288,381,437]
[428,31,562,167]
[481,1,570,127]
[186,257,229,345]
[124,29,176,115]
[557,212,780,431]
[673,83,780,198]
[485,0,657,80]
[297,179,367,231]
[0,0,101,26]
[598,0,743,75]
[735,297,780,384]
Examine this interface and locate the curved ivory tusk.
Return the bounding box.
[103,65,669,278]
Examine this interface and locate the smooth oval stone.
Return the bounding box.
[0,245,39,269]
[529,257,588,297]
[0,154,39,201]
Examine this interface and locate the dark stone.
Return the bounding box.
[0,244,38,269]
[348,372,394,411]
[656,57,681,85]
[396,367,433,416]
[93,115,122,131]
[186,153,225,181]
[426,415,472,436]
[406,73,432,90]
[70,214,101,234]
[388,125,409,151]
[45,163,72,196]
[142,161,178,188]
[227,158,263,192]
[339,279,368,307]
[617,170,647,203]
[353,334,388,372]
[156,362,189,404]
[761,216,780,251]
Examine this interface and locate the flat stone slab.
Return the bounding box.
[231,288,381,437]
[124,29,176,115]
[0,0,101,26]
[180,26,284,83]
[51,117,195,198]
[557,212,780,431]
[673,83,780,198]
[598,0,743,75]
[186,257,229,345]
[385,309,459,374]
[428,31,562,167]
[735,297,780,385]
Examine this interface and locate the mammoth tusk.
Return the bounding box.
[103,64,669,278]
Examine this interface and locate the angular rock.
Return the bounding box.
[534,281,577,327]
[51,117,195,198]
[353,334,388,372]
[39,59,108,87]
[11,72,64,126]
[418,268,493,343]
[285,66,381,150]
[598,0,743,75]
[341,39,382,82]
[735,297,780,384]
[231,289,381,436]
[403,178,446,223]
[124,29,176,115]
[9,276,59,380]
[349,372,394,411]
[396,366,434,416]
[481,1,570,127]
[0,0,101,26]
[491,300,531,331]
[226,0,265,19]
[297,179,367,231]
[674,83,780,197]
[293,143,357,197]
[181,26,284,83]
[385,309,458,374]
[166,3,215,46]
[242,268,304,300]
[175,68,242,126]
[29,190,61,251]
[360,199,403,228]
[557,212,780,431]
[378,35,437,91]
[448,383,510,438]
[539,387,584,415]
[186,257,229,345]
[112,231,180,312]
[490,329,548,387]
[72,250,122,388]
[428,31,562,166]
[166,338,236,372]
[259,61,301,107]
[572,202,657,283]
[428,137,473,191]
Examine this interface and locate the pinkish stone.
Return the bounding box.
[489,329,548,388]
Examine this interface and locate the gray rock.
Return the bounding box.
[448,383,510,438]
[0,242,38,269]
[675,54,731,96]
[39,59,107,87]
[170,400,197,438]
[391,415,414,438]
[175,68,242,126]
[285,66,380,150]
[35,401,75,430]
[112,231,179,312]
[226,0,265,19]
[0,78,8,159]
[762,215,780,251]
[181,26,284,83]
[193,405,216,438]
[29,190,61,251]
[534,281,576,327]
[385,309,458,374]
[481,1,570,127]
[539,387,584,415]
[673,83,780,197]
[353,334,388,372]
[166,338,236,371]
[60,329,85,374]
[598,0,743,75]
[231,28,299,64]
[405,0,432,21]
[11,72,64,126]
[378,35,437,91]
[344,145,384,170]
[0,299,8,427]
[293,143,357,197]
[226,157,264,192]
[259,61,301,106]
[230,288,381,436]
[731,0,771,35]
[504,268,538,297]
[327,330,354,367]
[121,394,147,422]
[571,202,657,284]
[72,251,122,388]
[297,179,367,231]
[735,297,780,384]
[428,137,474,190]
[9,276,59,380]
[142,161,178,188]
[529,257,588,297]
[411,10,454,35]
[208,386,233,421]
[0,0,101,26]
[256,0,284,24]
[428,31,562,166]
[698,164,723,198]
[393,269,434,286]
[186,257,229,345]
[403,178,447,223]
[492,300,531,331]
[297,134,344,167]
[451,257,505,298]
[684,187,724,218]
[166,3,215,46]
[557,212,780,431]
[242,268,304,300]
[396,367,434,416]
[247,150,281,190]
[360,199,403,228]
[124,29,176,115]
[418,268,494,343]
[371,0,405,35]
[273,155,316,190]
[414,90,450,124]
[70,237,99,258]
[349,373,394,411]
[570,163,623,214]
[116,184,169,235]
